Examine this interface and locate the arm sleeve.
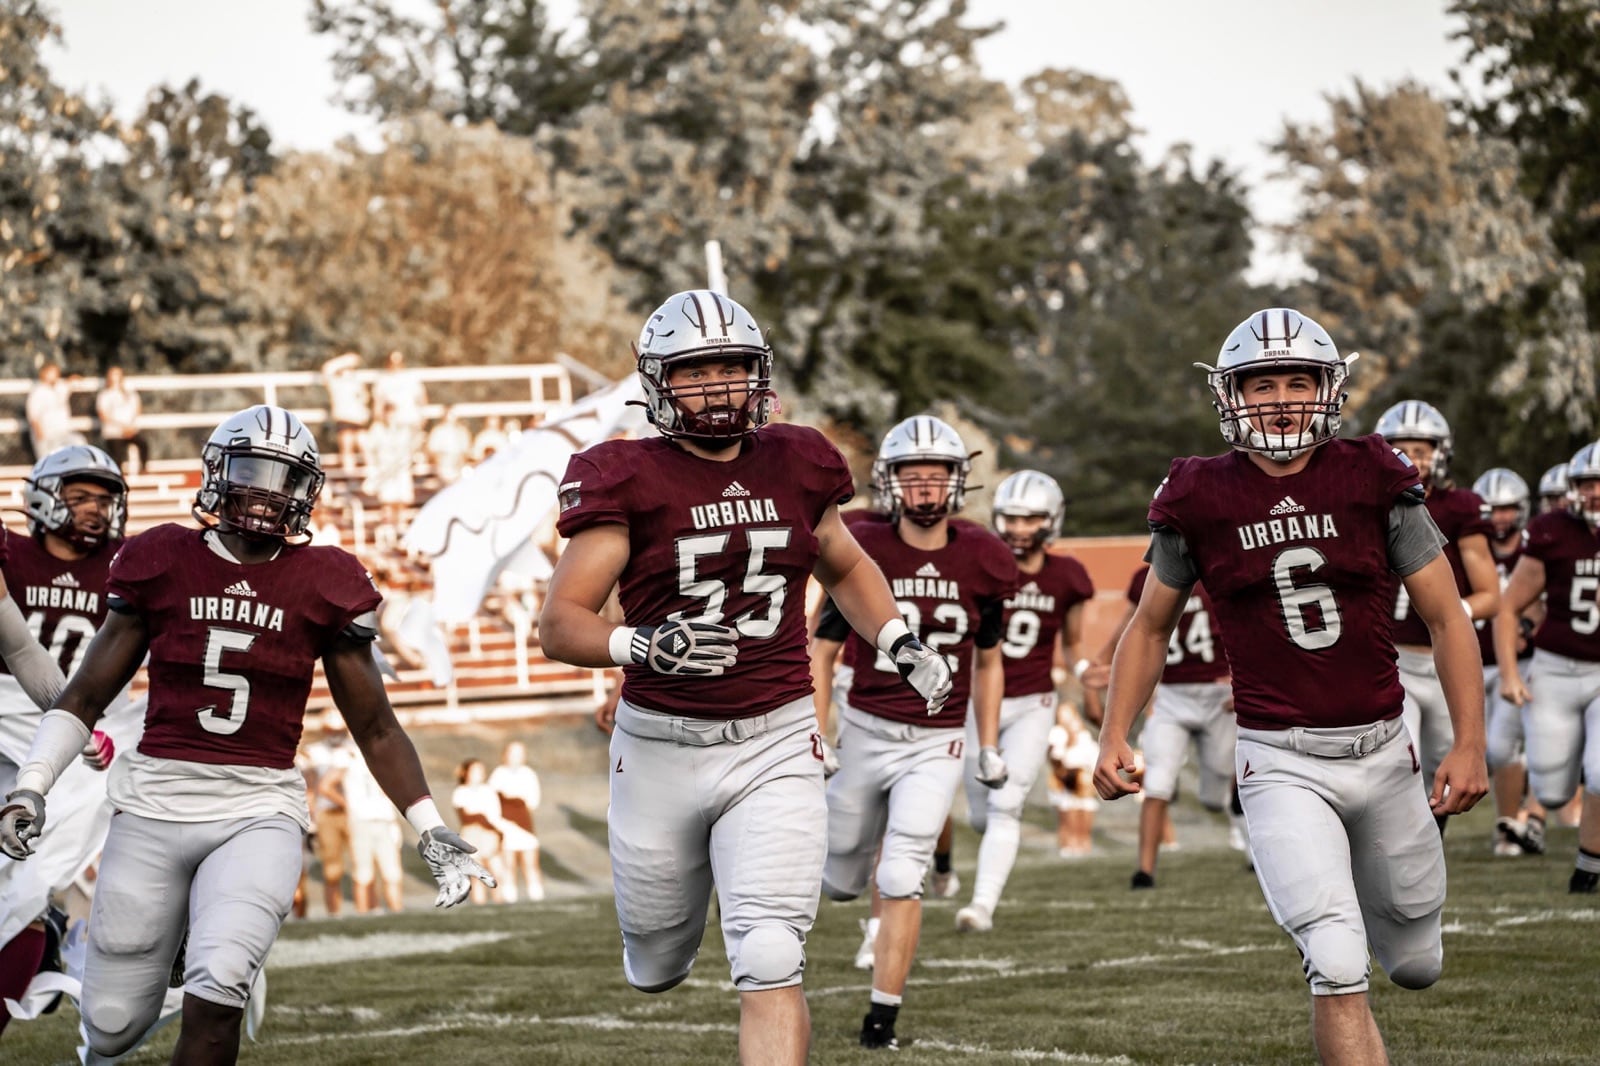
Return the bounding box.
[1143,528,1200,590]
[974,598,1006,648]
[1387,501,1447,576]
[0,595,66,710]
[813,596,851,643]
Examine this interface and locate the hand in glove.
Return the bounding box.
[0,789,46,860]
[975,746,1009,789]
[417,826,498,907]
[890,634,953,714]
[631,620,739,676]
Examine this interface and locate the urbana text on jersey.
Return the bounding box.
[188,596,286,632]
[25,584,101,614]
[1237,513,1339,552]
[690,497,781,530]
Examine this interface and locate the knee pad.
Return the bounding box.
[82,997,154,1058]
[987,786,1027,822]
[1384,945,1442,990]
[731,923,805,990]
[622,946,696,994]
[1302,924,1370,995]
[875,856,924,900]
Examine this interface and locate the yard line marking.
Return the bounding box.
[266,1010,739,1047]
[914,1040,1135,1064]
[267,931,516,970]
[922,957,1019,970]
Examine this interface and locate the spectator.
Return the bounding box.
[1046,702,1099,857]
[306,713,357,916]
[471,414,508,462]
[450,759,508,905]
[425,406,474,483]
[361,402,417,551]
[94,366,146,476]
[489,741,545,902]
[26,363,84,460]
[343,757,406,914]
[371,349,428,433]
[322,351,370,471]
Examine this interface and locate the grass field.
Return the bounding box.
[6,797,1596,1064]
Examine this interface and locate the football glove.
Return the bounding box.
[815,734,840,779]
[631,619,739,676]
[976,746,1009,789]
[890,634,953,714]
[82,730,115,772]
[417,826,497,907]
[0,789,46,860]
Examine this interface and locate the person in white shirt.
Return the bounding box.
[488,741,544,902]
[340,757,406,913]
[95,367,146,476]
[370,350,428,433]
[26,364,83,461]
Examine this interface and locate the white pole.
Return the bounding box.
[704,239,728,296]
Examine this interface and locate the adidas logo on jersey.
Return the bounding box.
[223,579,258,598]
[1269,496,1306,515]
[722,481,751,498]
[51,572,81,588]
[916,562,941,578]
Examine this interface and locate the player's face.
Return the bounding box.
[996,513,1050,555]
[1488,504,1523,540]
[1237,370,1319,436]
[894,461,955,516]
[1390,439,1438,482]
[665,357,753,415]
[1541,492,1568,514]
[1572,478,1600,516]
[60,479,118,540]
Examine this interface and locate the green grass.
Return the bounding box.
[6,803,1595,1065]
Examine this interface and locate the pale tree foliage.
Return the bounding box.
[216,114,633,374]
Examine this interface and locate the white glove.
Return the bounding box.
[82,730,115,772]
[417,826,497,907]
[891,634,953,714]
[976,746,1009,789]
[0,789,46,860]
[815,734,840,779]
[631,620,739,676]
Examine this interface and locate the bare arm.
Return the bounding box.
[809,636,845,734]
[971,644,1004,748]
[1493,554,1546,706]
[811,506,902,640]
[1406,554,1489,814]
[1457,533,1501,621]
[1092,576,1189,800]
[537,525,631,668]
[324,638,433,812]
[51,610,150,731]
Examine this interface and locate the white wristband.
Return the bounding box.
[404,796,445,837]
[15,709,91,796]
[1073,658,1091,681]
[608,626,639,668]
[1460,598,1474,620]
[875,618,913,658]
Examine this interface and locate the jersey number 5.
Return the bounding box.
[674,529,791,638]
[197,627,258,735]
[1272,546,1343,651]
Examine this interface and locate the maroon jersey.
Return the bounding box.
[109,524,381,769]
[1126,565,1229,685]
[841,512,1019,727]
[0,527,113,679]
[1522,510,1600,662]
[1391,486,1491,646]
[556,424,853,719]
[1480,541,1532,663]
[1148,436,1423,731]
[1000,553,1093,697]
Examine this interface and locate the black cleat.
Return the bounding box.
[860,1005,900,1050]
[1570,869,1599,895]
[1130,870,1155,890]
[36,906,68,1015]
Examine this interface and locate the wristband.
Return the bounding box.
[1073,658,1091,681]
[875,618,913,658]
[1460,598,1474,620]
[404,796,446,837]
[608,626,639,668]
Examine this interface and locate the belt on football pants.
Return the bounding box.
[614,696,811,747]
[1239,716,1406,760]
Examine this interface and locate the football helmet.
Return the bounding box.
[635,289,775,442]
[1471,467,1530,539]
[1197,308,1355,461]
[23,444,127,551]
[1375,400,1453,483]
[992,469,1065,556]
[194,405,325,539]
[1538,462,1571,509]
[1566,442,1600,527]
[872,416,972,527]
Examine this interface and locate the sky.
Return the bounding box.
[45,0,1463,283]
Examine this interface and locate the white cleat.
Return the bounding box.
[853,919,876,971]
[927,870,961,899]
[955,904,993,933]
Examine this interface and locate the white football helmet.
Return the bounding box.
[1471,467,1529,539]
[23,444,127,551]
[635,289,774,442]
[1376,400,1453,484]
[1538,461,1571,512]
[992,469,1064,556]
[1566,442,1600,527]
[194,405,325,539]
[1198,308,1355,461]
[872,416,972,527]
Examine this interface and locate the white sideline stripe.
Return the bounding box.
[922,957,1019,970]
[267,1011,739,1047]
[915,1040,1135,1064]
[1444,908,1600,936]
[267,931,515,970]
[274,1004,384,1022]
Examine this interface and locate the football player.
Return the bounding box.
[1471,468,1547,855]
[0,445,132,1037]
[811,415,1019,1049]
[1376,401,1499,828]
[1096,308,1487,1064]
[0,406,492,1064]
[1494,441,1600,893]
[538,291,952,1065]
[954,470,1093,932]
[1538,462,1571,515]
[1087,564,1238,890]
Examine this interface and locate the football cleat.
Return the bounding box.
[1570,868,1599,895]
[954,904,993,933]
[927,869,961,899]
[1130,870,1156,890]
[853,919,876,971]
[859,1013,900,1050]
[1522,814,1547,855]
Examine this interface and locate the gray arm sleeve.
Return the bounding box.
[0,595,66,711]
[1144,528,1200,590]
[1387,501,1447,576]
